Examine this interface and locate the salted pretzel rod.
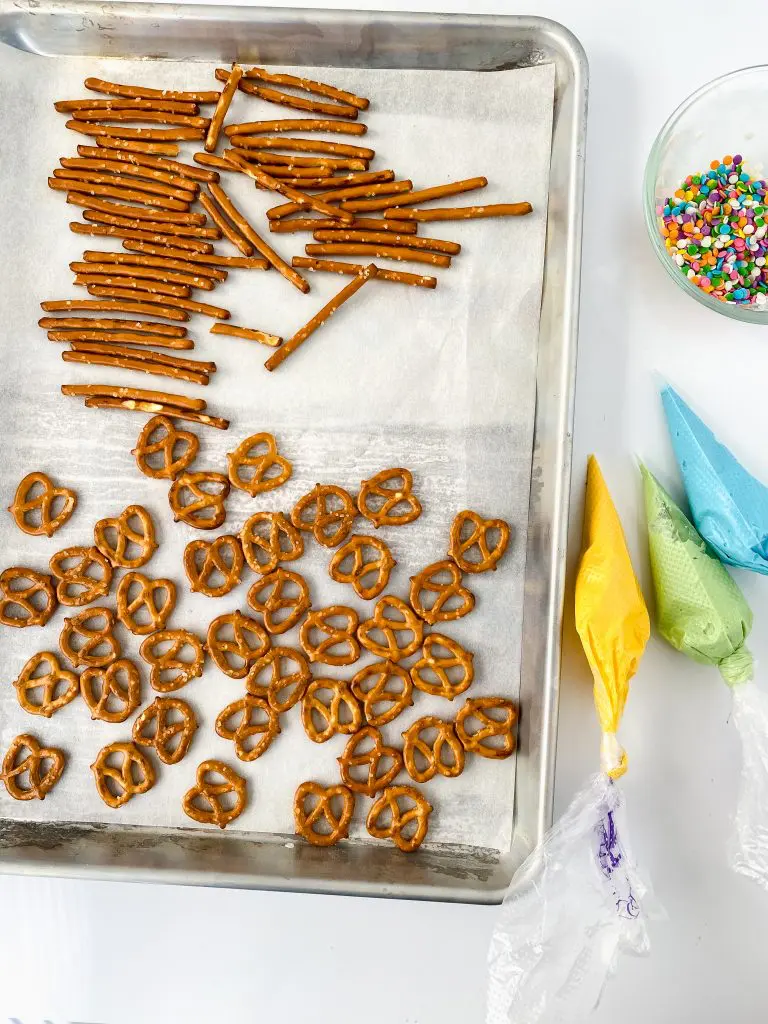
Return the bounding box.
[69,110,211,129]
[61,383,206,410]
[305,243,451,268]
[68,341,215,375]
[244,152,367,170]
[253,176,336,189]
[205,65,243,153]
[265,174,399,220]
[206,182,309,293]
[227,119,367,137]
[67,193,206,226]
[341,176,488,213]
[236,162,406,201]
[84,78,220,104]
[238,66,369,110]
[48,330,195,349]
[81,210,219,240]
[77,145,219,183]
[216,70,358,120]
[121,241,268,269]
[383,202,534,222]
[265,172,400,190]
[270,216,417,236]
[39,317,188,337]
[225,152,354,225]
[71,260,216,291]
[74,273,191,299]
[49,178,190,212]
[313,229,460,255]
[194,153,244,174]
[198,192,253,256]
[61,350,208,385]
[64,155,199,190]
[83,396,229,430]
[265,264,377,372]
[57,98,199,114]
[256,165,334,179]
[210,323,282,347]
[70,222,214,253]
[84,285,230,320]
[291,256,436,289]
[79,136,180,156]
[66,120,205,142]
[53,168,195,203]
[82,250,227,281]
[232,136,374,159]
[41,298,189,321]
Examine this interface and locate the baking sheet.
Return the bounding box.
[0,53,554,853]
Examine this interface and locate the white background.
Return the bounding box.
[3,1,768,1022]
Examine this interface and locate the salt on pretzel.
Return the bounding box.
[204,64,243,153]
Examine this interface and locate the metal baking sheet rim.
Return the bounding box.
[0,0,587,904]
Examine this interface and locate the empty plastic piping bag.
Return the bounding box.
[488,458,655,1024]
[642,462,768,890]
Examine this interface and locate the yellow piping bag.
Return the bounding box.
[488,458,656,1024]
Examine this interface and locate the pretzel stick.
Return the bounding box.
[83,396,229,429]
[210,323,282,347]
[74,273,191,299]
[342,177,488,213]
[50,178,190,212]
[70,222,214,253]
[225,152,354,224]
[48,330,194,349]
[271,216,417,235]
[265,263,377,372]
[85,285,231,320]
[219,73,358,120]
[280,173,406,191]
[291,256,436,289]
[69,110,211,129]
[232,136,373,159]
[84,78,220,104]
[256,165,333,179]
[256,176,334,189]
[193,153,241,174]
[384,202,534,222]
[66,120,205,142]
[61,383,206,410]
[56,98,199,114]
[305,243,451,268]
[72,260,215,291]
[68,193,205,226]
[205,65,243,152]
[266,174,399,220]
[78,145,218,183]
[82,210,218,239]
[62,350,208,385]
[206,182,309,293]
[63,156,198,190]
[68,341,216,374]
[227,119,367,138]
[239,66,369,111]
[54,167,195,203]
[41,298,188,321]
[313,230,460,255]
[198,192,253,256]
[121,241,268,269]
[82,136,180,157]
[39,317,188,337]
[245,153,367,170]
[82,250,227,282]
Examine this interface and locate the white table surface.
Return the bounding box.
[4,1,768,1021]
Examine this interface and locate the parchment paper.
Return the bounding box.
[0,52,554,853]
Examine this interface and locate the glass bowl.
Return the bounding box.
[643,65,768,324]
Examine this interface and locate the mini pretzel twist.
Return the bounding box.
[183,759,247,829]
[357,468,421,528]
[338,726,403,795]
[215,694,281,762]
[49,545,113,606]
[205,611,269,678]
[116,571,176,635]
[350,660,413,727]
[247,568,310,634]
[328,534,395,600]
[91,741,155,808]
[8,472,77,537]
[409,559,474,625]
[13,651,79,717]
[240,511,303,574]
[133,696,198,764]
[2,734,66,800]
[448,510,511,574]
[299,605,360,665]
[0,567,57,628]
[357,595,423,661]
[366,784,432,853]
[454,697,517,759]
[290,484,356,547]
[140,628,205,691]
[80,658,142,723]
[59,606,120,668]
[410,633,474,700]
[294,781,354,847]
[227,432,292,495]
[168,471,230,530]
[246,646,311,713]
[93,504,157,568]
[402,716,465,783]
[183,534,244,597]
[301,678,362,743]
[133,414,200,479]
